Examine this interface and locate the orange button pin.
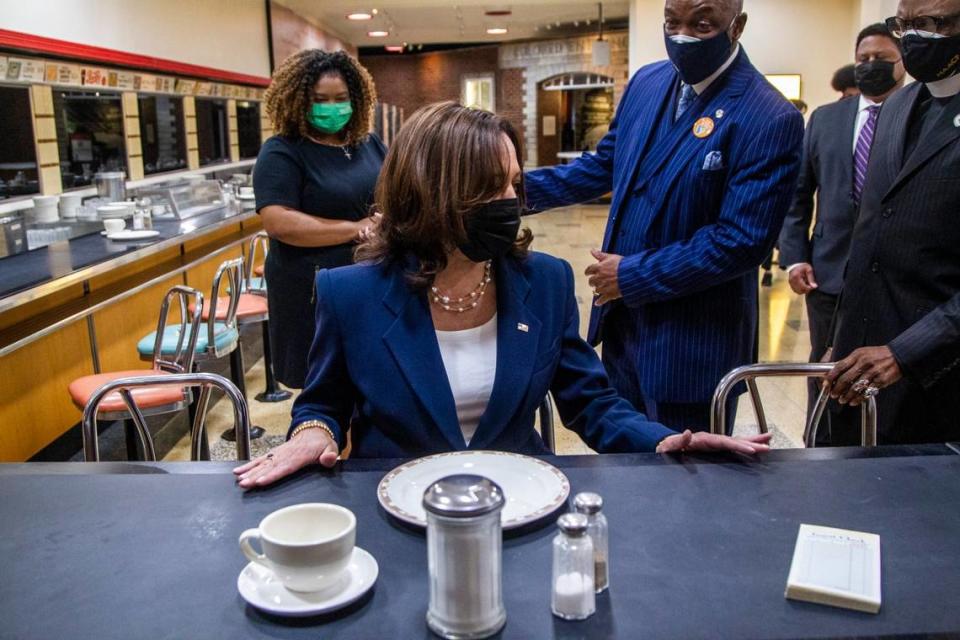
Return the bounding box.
[693,117,715,139]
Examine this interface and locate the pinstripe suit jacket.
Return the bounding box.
[831,82,960,443]
[525,49,804,403]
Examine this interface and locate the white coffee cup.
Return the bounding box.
[103,218,126,234]
[239,503,356,593]
[238,186,254,197]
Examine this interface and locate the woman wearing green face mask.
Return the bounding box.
[255,49,385,389]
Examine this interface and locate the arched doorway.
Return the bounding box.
[536,72,615,167]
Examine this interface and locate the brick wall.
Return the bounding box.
[360,46,527,161]
[270,1,357,66]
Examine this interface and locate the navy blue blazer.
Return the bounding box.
[525,48,804,403]
[289,252,676,457]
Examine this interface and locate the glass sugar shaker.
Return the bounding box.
[423,475,506,639]
[551,513,596,620]
[574,492,609,593]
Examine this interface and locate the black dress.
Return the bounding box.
[254,133,386,388]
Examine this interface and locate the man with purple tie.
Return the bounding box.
[524,0,804,432]
[778,24,905,443]
[825,0,960,445]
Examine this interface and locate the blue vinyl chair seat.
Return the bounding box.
[137,323,239,357]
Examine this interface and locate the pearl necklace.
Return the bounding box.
[430,261,492,313]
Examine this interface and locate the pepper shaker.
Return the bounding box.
[551,513,596,620]
[574,492,609,593]
[423,475,506,639]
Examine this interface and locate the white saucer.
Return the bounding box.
[237,547,378,617]
[106,230,160,241]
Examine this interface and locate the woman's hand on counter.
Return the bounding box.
[233,428,340,489]
[656,430,771,455]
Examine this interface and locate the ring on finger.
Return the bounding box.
[862,385,880,398]
[852,378,871,393]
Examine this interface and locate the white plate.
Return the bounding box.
[237,194,255,200]
[377,451,570,530]
[237,547,378,617]
[106,230,160,241]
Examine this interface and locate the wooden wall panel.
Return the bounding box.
[86,246,182,293]
[0,321,93,461]
[92,275,183,372]
[0,284,86,334]
[30,84,62,195]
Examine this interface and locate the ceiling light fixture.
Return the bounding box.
[346,12,373,20]
[368,30,390,37]
[485,10,512,17]
[385,45,403,52]
[486,27,508,35]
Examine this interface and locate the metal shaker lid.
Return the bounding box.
[557,512,589,537]
[573,492,603,515]
[94,171,126,179]
[423,474,504,518]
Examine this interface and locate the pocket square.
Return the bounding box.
[702,150,725,171]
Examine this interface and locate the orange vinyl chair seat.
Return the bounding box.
[253,264,264,277]
[190,293,268,322]
[69,369,187,413]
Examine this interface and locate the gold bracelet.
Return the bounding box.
[290,420,336,443]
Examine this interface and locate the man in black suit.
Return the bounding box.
[779,23,905,442]
[825,0,960,445]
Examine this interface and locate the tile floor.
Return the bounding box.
[165,204,812,461]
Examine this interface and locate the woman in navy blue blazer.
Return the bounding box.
[236,102,769,489]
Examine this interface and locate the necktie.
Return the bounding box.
[675,83,696,121]
[853,105,880,205]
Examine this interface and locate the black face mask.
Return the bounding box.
[458,198,521,263]
[855,60,900,97]
[901,32,960,83]
[663,20,737,85]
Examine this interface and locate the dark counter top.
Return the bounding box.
[0,204,258,312]
[1,446,958,639]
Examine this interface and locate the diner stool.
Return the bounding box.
[68,285,204,461]
[81,371,252,462]
[242,232,291,403]
[135,257,264,442]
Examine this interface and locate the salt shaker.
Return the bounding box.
[551,512,596,620]
[573,492,609,593]
[423,475,506,639]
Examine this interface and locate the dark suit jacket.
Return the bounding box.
[778,96,861,295]
[832,82,960,443]
[289,253,676,457]
[525,49,804,403]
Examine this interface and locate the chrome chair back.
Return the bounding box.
[709,362,878,447]
[244,231,269,296]
[82,372,252,462]
[150,285,204,374]
[203,256,244,358]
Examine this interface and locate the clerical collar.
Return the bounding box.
[926,72,960,99]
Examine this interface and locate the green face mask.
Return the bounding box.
[308,101,353,134]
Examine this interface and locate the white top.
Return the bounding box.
[435,314,498,445]
[852,95,882,154]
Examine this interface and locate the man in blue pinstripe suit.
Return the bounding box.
[525,0,804,432]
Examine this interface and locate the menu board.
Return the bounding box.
[44,62,83,86]
[116,71,135,90]
[6,57,45,82]
[175,78,197,94]
[157,76,176,93]
[195,81,212,96]
[135,74,156,92]
[82,67,109,86]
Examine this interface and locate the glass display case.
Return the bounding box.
[138,94,188,175]
[53,90,127,189]
[0,85,40,201]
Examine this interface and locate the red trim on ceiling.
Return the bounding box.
[0,28,271,87]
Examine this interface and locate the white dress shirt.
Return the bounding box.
[926,72,960,98]
[435,314,497,446]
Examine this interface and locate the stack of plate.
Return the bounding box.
[97,202,135,219]
[31,195,60,223]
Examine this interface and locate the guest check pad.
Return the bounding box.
[785,524,882,614]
